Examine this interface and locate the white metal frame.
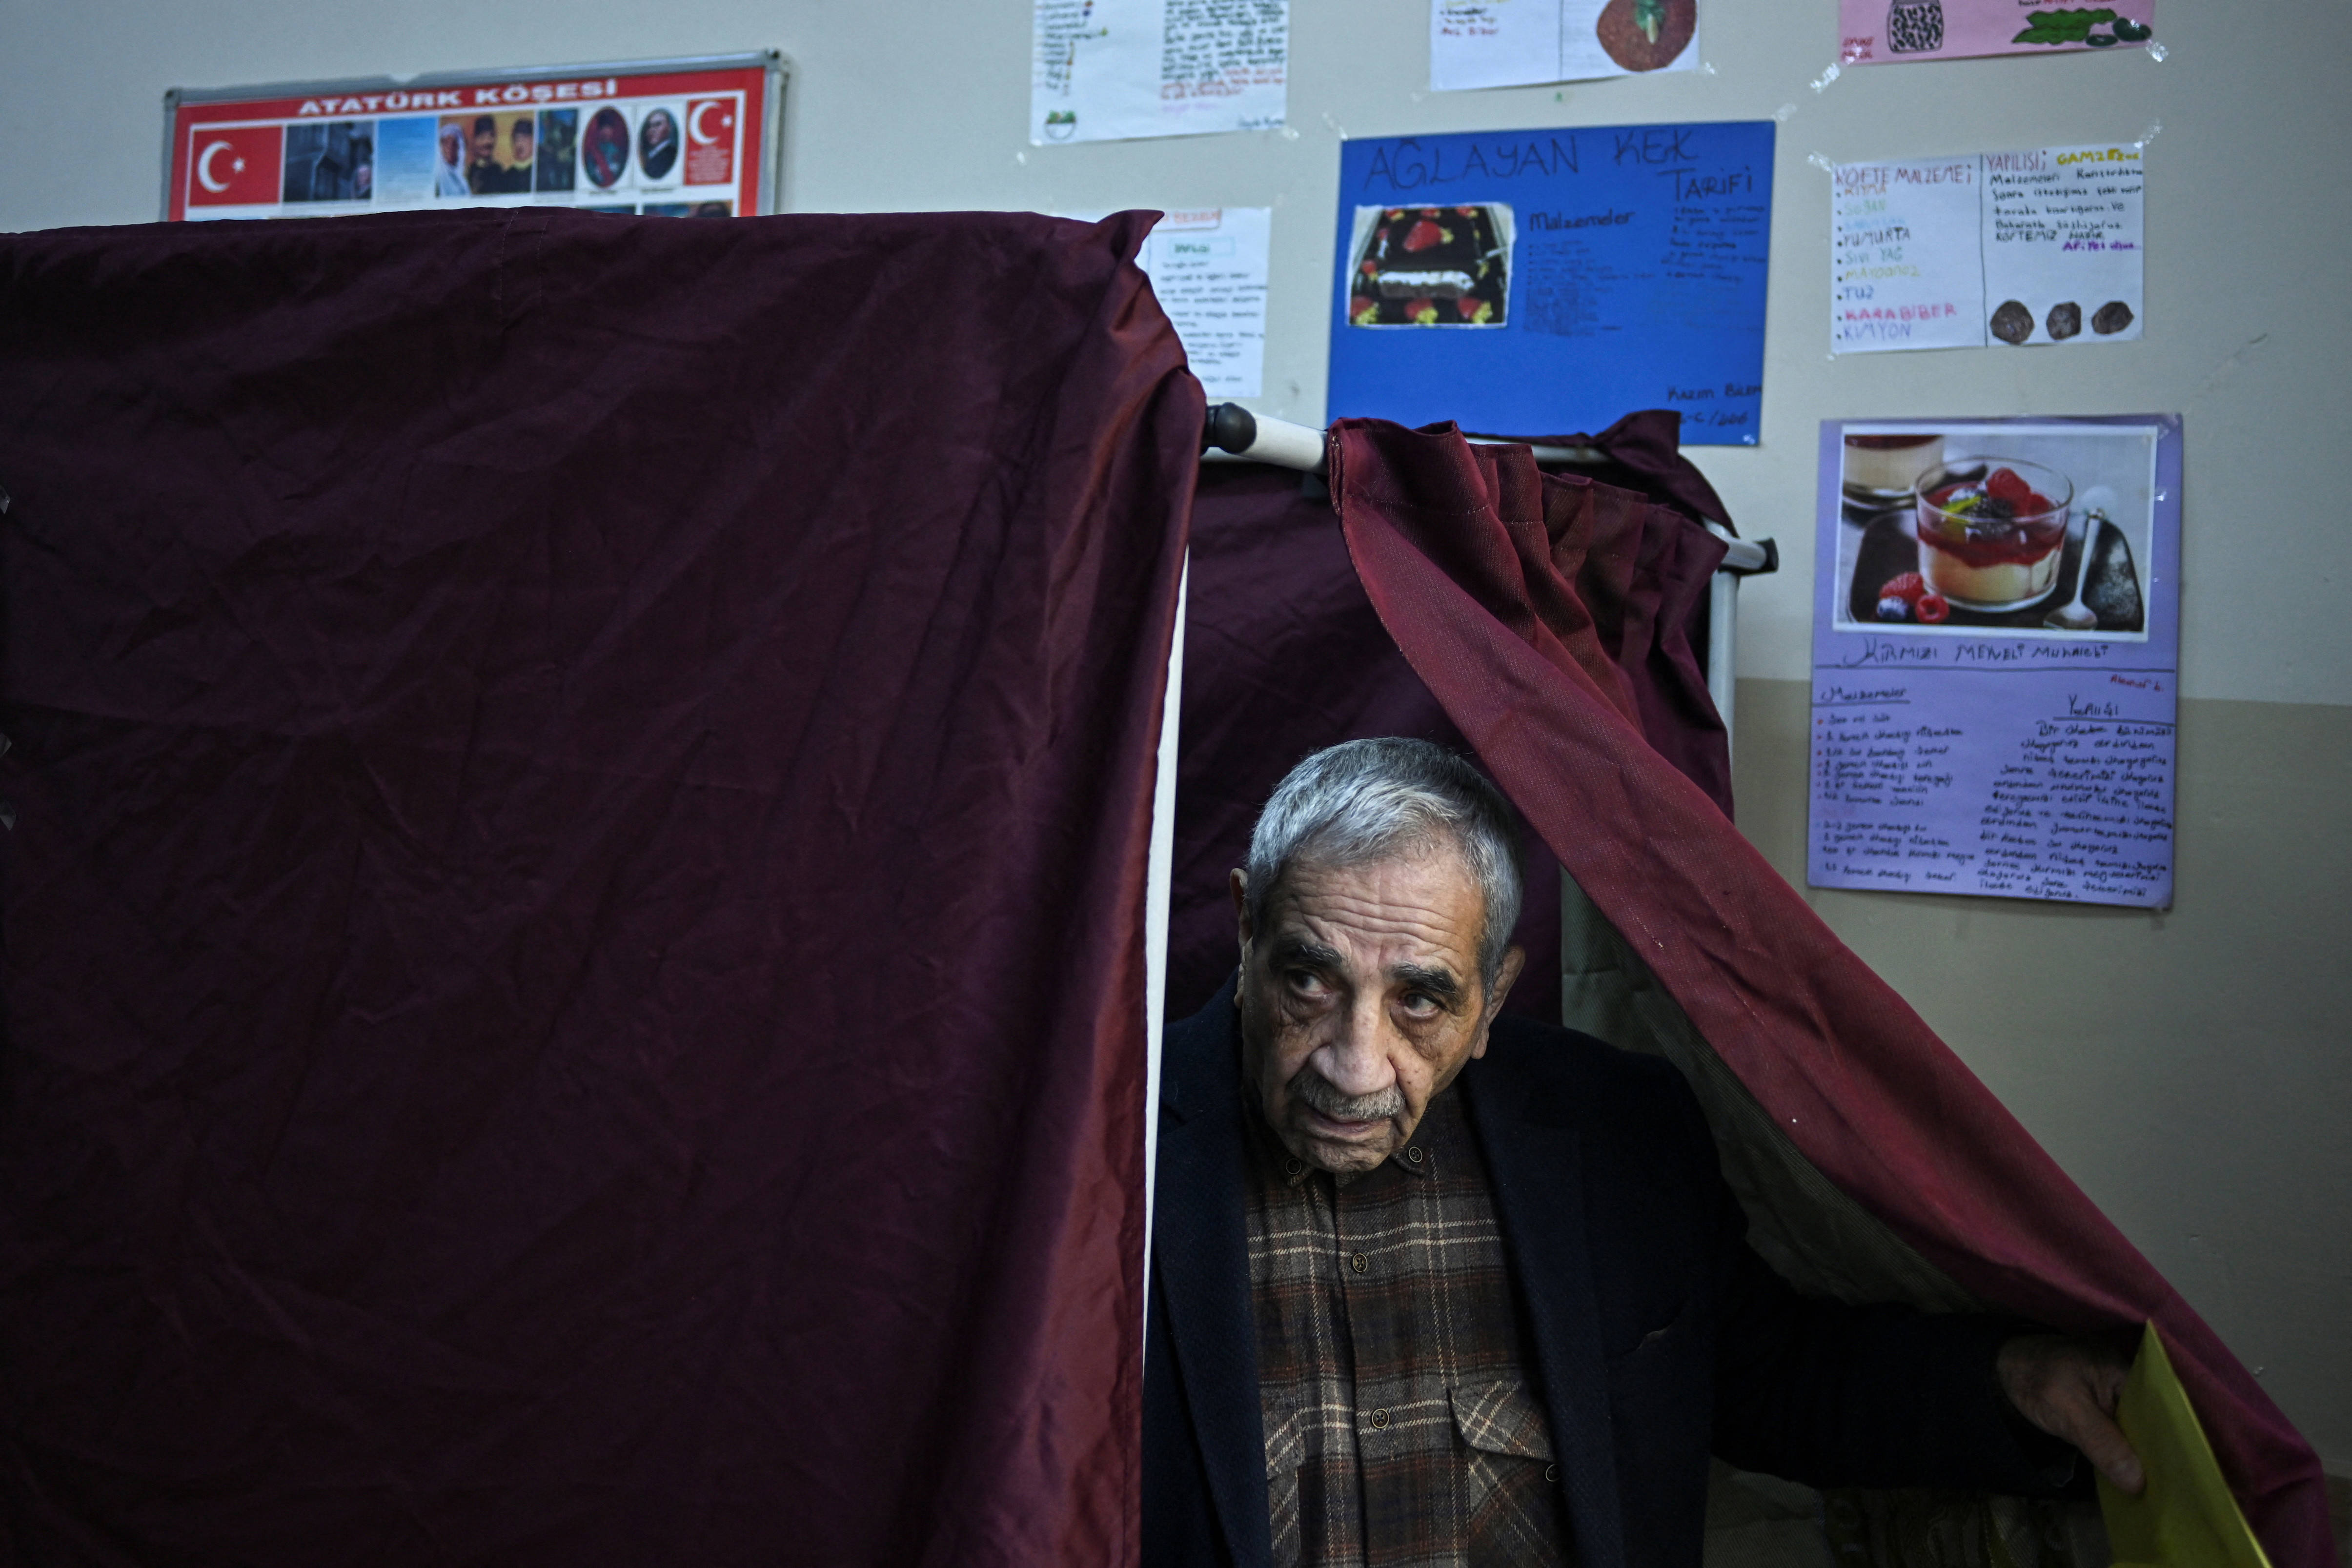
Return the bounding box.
[1140,560,1186,1334]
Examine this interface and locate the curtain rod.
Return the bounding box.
[1196,403,1772,577]
[1199,403,1606,472]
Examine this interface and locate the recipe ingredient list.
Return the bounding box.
[1068,207,1271,396]
[1832,142,2144,354]
[1031,0,1288,144]
[1811,670,2176,905]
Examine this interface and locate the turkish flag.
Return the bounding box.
[187,125,284,207]
[684,99,736,187]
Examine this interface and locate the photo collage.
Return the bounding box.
[291,98,736,216]
[172,65,766,222]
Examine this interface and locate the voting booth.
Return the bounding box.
[1,0,2346,1563]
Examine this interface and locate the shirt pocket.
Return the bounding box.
[1450,1379,1568,1565]
[1449,1378,1554,1463]
[1263,1404,1308,1568]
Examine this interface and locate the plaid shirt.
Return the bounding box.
[1243,1087,1572,1568]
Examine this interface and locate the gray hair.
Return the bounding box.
[1244,738,1525,993]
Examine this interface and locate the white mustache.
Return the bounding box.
[1291,1068,1403,1123]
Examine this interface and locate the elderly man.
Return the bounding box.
[1144,738,2138,1568]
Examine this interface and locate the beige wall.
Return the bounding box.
[1737,681,2352,1468]
[1,0,2344,1479]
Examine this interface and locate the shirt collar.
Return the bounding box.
[1243,1090,1447,1184]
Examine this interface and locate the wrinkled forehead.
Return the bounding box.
[1260,844,1485,969]
[1269,826,1479,907]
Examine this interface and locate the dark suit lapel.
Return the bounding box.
[1153,988,1273,1568]
[1463,1058,1628,1568]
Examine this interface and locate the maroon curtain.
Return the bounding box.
[1171,464,1564,1025]
[0,208,1197,1565]
[1170,442,1730,1026]
[1525,460,1730,811]
[1472,407,1736,531]
[1326,417,2332,1568]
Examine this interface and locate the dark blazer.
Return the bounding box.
[1144,984,2065,1568]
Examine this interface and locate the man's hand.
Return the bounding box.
[1996,1332,2144,1494]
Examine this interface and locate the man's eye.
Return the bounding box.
[1399,991,1439,1015]
[1285,970,1326,995]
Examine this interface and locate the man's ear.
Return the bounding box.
[1468,944,1526,1058]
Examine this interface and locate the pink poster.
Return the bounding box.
[1839,2,2154,65]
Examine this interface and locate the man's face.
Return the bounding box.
[472,125,496,162]
[1234,847,1522,1176]
[512,125,535,164]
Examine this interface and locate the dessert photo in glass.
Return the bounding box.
[1842,431,1943,505]
[1832,422,2154,639]
[1912,455,2070,611]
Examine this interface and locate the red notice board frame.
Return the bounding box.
[164,52,787,222]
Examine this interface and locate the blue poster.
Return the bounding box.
[1327,121,1773,444]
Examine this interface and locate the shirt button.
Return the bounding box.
[1405,1146,1424,1164]
[1349,1252,1367,1274]
[1370,1408,1390,1430]
[1284,1158,1304,1177]
[1545,1463,1559,1483]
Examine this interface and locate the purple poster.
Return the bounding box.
[1809,416,2182,908]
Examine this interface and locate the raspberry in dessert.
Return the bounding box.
[1843,432,1944,498]
[1913,460,2072,610]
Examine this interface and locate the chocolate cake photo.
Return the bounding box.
[1346,204,1513,328]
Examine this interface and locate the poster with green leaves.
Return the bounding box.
[1838,0,2153,65]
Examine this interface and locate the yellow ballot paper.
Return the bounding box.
[2099,1323,2273,1568]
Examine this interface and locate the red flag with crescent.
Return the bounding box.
[684,99,736,186]
[187,126,284,207]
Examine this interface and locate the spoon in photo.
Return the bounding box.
[2046,488,2116,631]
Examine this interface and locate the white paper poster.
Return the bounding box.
[1832,141,2144,354]
[1032,0,1287,145]
[1066,208,1272,397]
[1431,0,1699,91]
[1140,208,1272,397]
